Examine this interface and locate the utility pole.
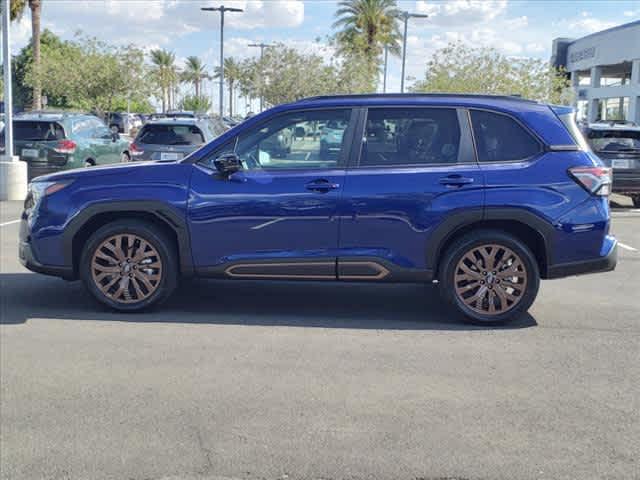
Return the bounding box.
[201,5,243,117]
[2,0,13,158]
[400,11,428,93]
[383,45,389,93]
[248,42,274,112]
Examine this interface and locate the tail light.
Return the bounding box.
[129,142,144,156]
[569,166,612,196]
[53,139,76,154]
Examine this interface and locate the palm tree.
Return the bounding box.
[181,56,210,98]
[333,0,401,83]
[10,0,43,110]
[214,57,242,117]
[150,49,177,112]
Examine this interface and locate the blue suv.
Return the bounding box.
[19,94,617,324]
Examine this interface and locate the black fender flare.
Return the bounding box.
[62,200,193,277]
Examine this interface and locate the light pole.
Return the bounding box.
[201,5,243,117]
[383,45,389,93]
[400,11,428,93]
[248,42,274,112]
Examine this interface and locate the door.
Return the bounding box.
[91,120,120,164]
[188,108,356,279]
[338,107,485,281]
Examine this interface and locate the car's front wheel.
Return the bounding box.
[80,220,178,311]
[439,230,540,324]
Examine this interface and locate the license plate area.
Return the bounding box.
[160,152,181,161]
[21,148,39,158]
[612,159,631,169]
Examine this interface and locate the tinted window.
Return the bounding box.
[232,109,352,170]
[13,121,65,141]
[137,124,205,145]
[470,110,540,162]
[586,129,640,152]
[360,108,461,167]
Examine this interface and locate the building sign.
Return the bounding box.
[569,46,596,66]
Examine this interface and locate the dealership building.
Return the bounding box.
[551,20,640,124]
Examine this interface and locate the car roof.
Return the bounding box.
[144,117,203,126]
[13,111,90,122]
[587,122,640,132]
[291,93,541,109]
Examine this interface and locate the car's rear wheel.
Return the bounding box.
[80,220,178,311]
[439,230,540,324]
[121,152,130,163]
[631,195,640,208]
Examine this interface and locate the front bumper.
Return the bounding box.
[546,237,618,279]
[19,217,74,280]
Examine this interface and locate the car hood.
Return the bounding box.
[31,160,183,183]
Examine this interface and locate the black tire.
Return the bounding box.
[632,195,640,208]
[120,152,130,163]
[438,230,540,325]
[80,219,178,312]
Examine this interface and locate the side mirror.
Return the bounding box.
[111,132,120,142]
[214,152,243,176]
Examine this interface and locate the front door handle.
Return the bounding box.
[305,179,340,193]
[439,175,474,187]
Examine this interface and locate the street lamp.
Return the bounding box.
[248,42,274,112]
[400,11,428,93]
[201,5,243,117]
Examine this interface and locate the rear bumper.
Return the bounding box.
[613,170,640,194]
[546,236,617,279]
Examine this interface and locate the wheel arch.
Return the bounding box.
[430,208,554,279]
[63,201,193,279]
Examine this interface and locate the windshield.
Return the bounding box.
[137,124,205,145]
[13,121,65,141]
[586,129,640,152]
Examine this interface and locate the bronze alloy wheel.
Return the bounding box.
[453,243,528,315]
[91,234,163,304]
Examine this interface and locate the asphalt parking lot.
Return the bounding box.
[1,199,639,480]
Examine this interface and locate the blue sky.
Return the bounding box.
[7,0,640,112]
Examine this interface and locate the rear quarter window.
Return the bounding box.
[470,110,541,162]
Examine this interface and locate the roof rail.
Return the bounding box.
[296,93,538,104]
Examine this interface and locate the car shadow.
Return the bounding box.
[0,273,537,331]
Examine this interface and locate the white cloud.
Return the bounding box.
[623,9,639,17]
[9,15,31,54]
[415,0,508,26]
[565,11,616,33]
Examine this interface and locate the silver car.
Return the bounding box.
[129,117,226,161]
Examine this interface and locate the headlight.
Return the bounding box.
[25,180,73,211]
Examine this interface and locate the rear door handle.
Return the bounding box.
[439,175,474,187]
[305,179,340,193]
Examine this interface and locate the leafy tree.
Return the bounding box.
[10,0,43,110]
[181,56,209,98]
[214,57,242,116]
[180,94,211,113]
[333,0,401,88]
[150,49,178,112]
[25,34,151,115]
[412,42,572,104]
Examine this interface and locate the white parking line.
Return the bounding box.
[618,242,638,252]
[0,219,20,227]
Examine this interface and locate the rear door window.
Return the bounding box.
[137,124,205,145]
[359,108,462,167]
[470,110,541,162]
[13,121,65,141]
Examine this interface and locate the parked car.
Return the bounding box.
[320,119,348,156]
[582,121,640,207]
[1,112,130,180]
[19,94,617,323]
[104,112,142,135]
[129,117,226,161]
